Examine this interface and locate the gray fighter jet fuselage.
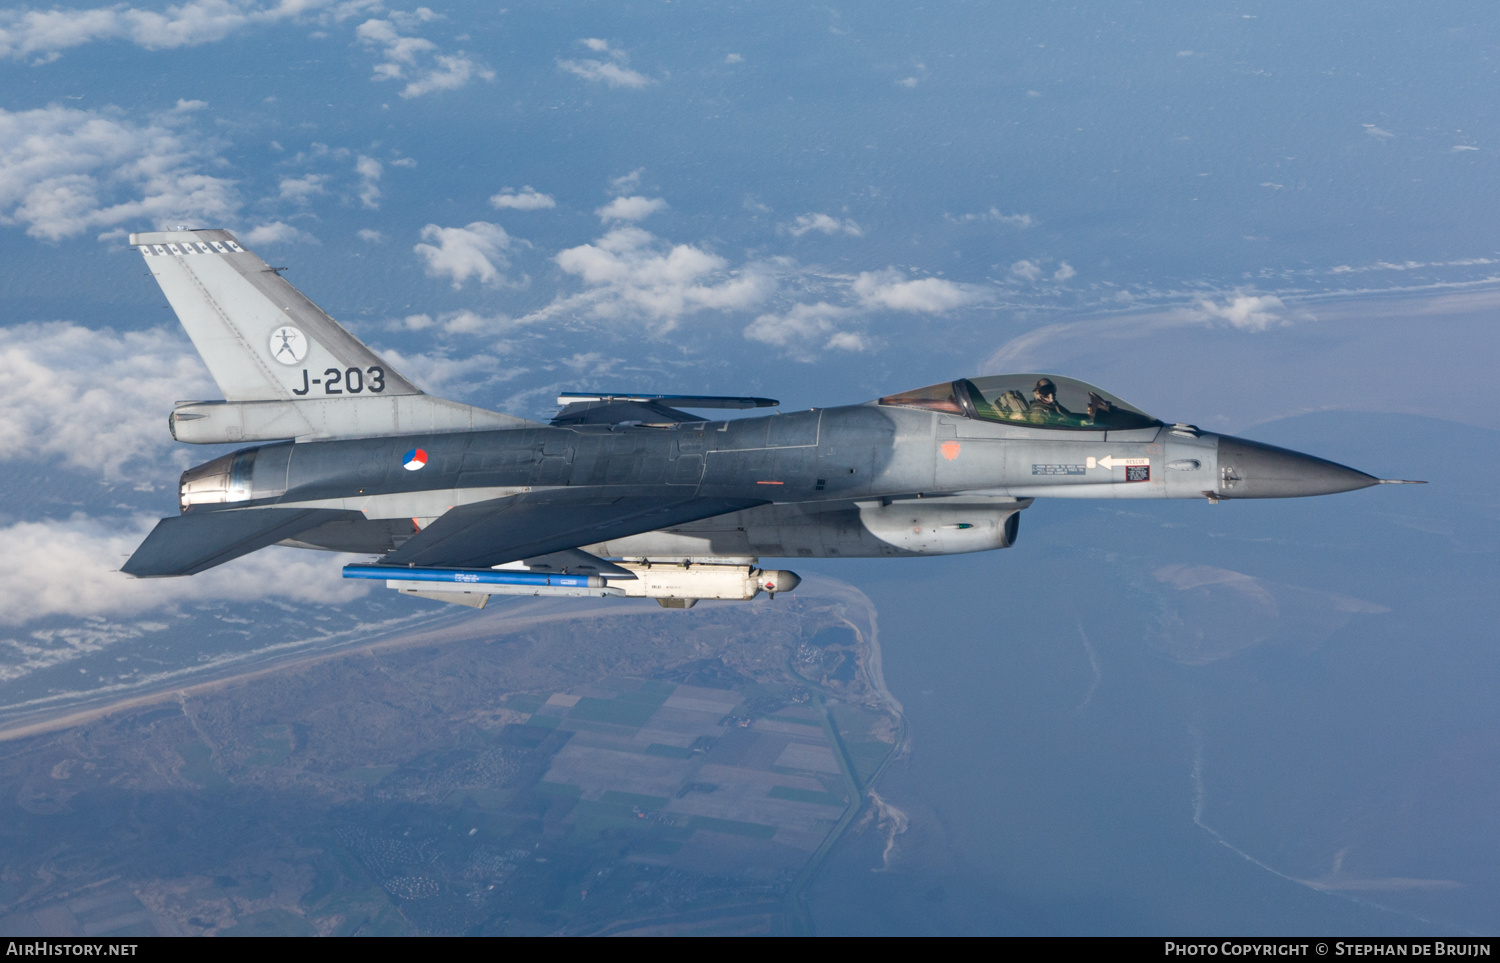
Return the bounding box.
[120,229,1418,608]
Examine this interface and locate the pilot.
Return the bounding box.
[1028,377,1070,424]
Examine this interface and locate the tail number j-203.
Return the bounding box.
[291,366,385,396]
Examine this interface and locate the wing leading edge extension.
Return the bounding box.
[379,489,768,570]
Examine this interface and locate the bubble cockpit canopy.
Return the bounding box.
[878,374,1160,431]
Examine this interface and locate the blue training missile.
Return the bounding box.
[342,565,610,589]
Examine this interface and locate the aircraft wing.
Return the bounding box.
[122,507,364,577]
[379,489,767,569]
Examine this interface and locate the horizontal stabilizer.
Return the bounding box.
[380,488,765,569]
[557,392,778,409]
[122,507,363,577]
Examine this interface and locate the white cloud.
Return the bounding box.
[278,172,326,203]
[611,168,644,193]
[400,52,487,97]
[245,220,316,245]
[561,351,612,372]
[0,0,357,62]
[356,14,492,98]
[1363,124,1395,139]
[375,343,525,396]
[784,212,862,237]
[743,301,850,347]
[824,331,867,351]
[725,52,742,64]
[355,154,381,208]
[743,301,873,356]
[541,225,774,330]
[945,207,1033,228]
[356,16,433,72]
[490,186,555,210]
[558,58,652,88]
[413,221,515,289]
[896,61,927,88]
[0,104,239,241]
[1010,258,1077,284]
[356,227,384,242]
[1192,291,1287,331]
[558,38,652,88]
[1010,259,1042,281]
[596,195,666,222]
[854,269,982,313]
[431,310,495,335]
[0,515,367,627]
[0,322,212,481]
[388,310,515,338]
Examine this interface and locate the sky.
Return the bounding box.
[0,0,1497,933]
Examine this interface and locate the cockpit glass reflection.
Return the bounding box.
[879,374,1160,431]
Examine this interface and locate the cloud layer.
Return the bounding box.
[0,322,212,480]
[0,104,238,240]
[0,321,378,629]
[0,0,346,61]
[0,514,368,629]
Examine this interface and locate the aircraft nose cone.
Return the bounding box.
[1216,435,1379,498]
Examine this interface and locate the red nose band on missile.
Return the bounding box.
[342,564,608,589]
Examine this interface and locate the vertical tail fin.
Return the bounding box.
[134,229,535,443]
[131,229,420,402]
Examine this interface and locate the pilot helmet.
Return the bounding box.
[1033,377,1057,398]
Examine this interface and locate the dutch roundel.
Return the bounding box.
[402,448,428,471]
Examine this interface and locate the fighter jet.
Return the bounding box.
[121,229,1421,608]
